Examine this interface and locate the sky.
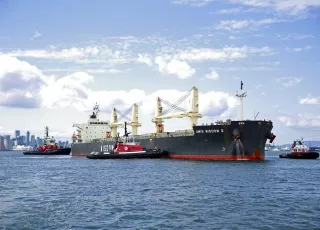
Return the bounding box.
[0,0,320,144]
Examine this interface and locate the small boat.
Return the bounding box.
[279,138,319,159]
[86,122,167,160]
[23,126,71,155]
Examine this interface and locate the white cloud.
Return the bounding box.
[276,77,302,88]
[137,53,153,66]
[0,55,48,108]
[172,0,214,7]
[42,68,123,74]
[30,31,42,40]
[39,72,94,111]
[299,95,319,104]
[153,45,274,78]
[2,32,275,80]
[215,61,279,71]
[6,47,100,60]
[229,0,320,15]
[205,70,219,80]
[278,114,320,128]
[4,46,132,66]
[155,57,195,79]
[0,55,238,122]
[285,46,312,52]
[167,46,274,62]
[216,8,243,14]
[174,0,320,15]
[215,18,287,31]
[278,33,314,40]
[200,91,239,117]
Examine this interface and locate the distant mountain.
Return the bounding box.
[267,141,320,148]
[302,141,320,147]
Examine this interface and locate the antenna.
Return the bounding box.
[254,111,259,120]
[93,102,99,117]
[45,126,49,138]
[236,80,247,121]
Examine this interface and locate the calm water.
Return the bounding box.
[0,151,319,230]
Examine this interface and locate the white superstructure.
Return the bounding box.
[292,139,309,152]
[72,103,141,143]
[72,103,112,143]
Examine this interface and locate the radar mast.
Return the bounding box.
[236,81,247,121]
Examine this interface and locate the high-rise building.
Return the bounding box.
[26,131,30,146]
[36,137,44,146]
[18,136,24,145]
[15,130,20,139]
[22,136,26,145]
[4,135,11,150]
[0,136,5,150]
[31,135,36,148]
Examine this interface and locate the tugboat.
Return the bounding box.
[86,122,167,159]
[279,138,319,159]
[23,126,71,155]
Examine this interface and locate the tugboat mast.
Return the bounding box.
[44,126,50,145]
[236,81,247,121]
[45,126,49,138]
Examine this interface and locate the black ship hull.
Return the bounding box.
[72,120,275,160]
[279,152,319,159]
[86,149,167,159]
[23,148,71,155]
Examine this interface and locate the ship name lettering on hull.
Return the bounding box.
[103,145,114,151]
[196,129,224,134]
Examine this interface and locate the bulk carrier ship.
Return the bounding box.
[71,82,276,160]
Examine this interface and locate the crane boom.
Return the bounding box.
[152,86,202,132]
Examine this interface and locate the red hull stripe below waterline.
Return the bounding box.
[168,154,264,160]
[72,152,264,160]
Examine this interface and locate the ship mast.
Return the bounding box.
[45,126,49,139]
[236,81,247,121]
[43,126,49,144]
[94,103,99,118]
[93,103,99,118]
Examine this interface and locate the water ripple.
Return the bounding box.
[0,151,319,229]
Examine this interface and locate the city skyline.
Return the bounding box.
[0,0,320,144]
[0,129,70,150]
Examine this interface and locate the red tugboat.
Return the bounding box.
[23,126,71,155]
[279,138,319,159]
[86,122,167,159]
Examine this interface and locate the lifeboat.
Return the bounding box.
[279,139,319,159]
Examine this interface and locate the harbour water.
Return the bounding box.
[0,151,319,229]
